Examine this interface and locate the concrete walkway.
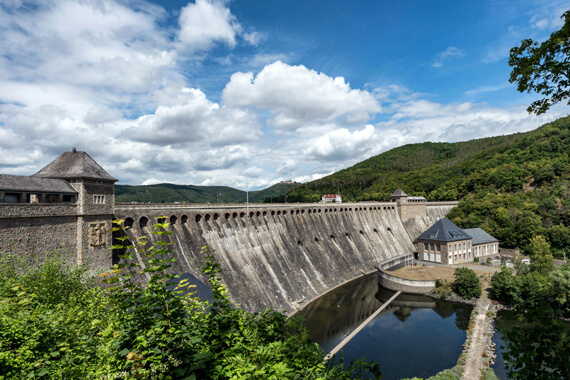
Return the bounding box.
[461,286,492,380]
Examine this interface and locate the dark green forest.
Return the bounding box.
[288,116,570,255]
[115,181,298,204]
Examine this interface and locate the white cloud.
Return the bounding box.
[463,84,509,97]
[243,31,266,46]
[121,87,260,146]
[222,61,381,129]
[530,5,567,30]
[178,0,240,51]
[432,46,464,68]
[141,178,170,186]
[304,125,376,161]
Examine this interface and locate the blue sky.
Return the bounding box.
[0,0,567,188]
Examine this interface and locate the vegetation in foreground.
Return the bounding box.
[0,220,380,379]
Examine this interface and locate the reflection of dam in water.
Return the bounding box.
[299,273,466,351]
[300,273,472,380]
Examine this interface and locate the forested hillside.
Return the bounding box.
[288,116,570,255]
[115,182,298,204]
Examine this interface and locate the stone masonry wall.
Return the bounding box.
[0,215,77,259]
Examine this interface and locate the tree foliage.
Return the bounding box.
[451,267,482,299]
[509,10,570,114]
[503,302,570,380]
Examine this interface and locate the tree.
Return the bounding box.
[490,267,521,304]
[503,302,570,379]
[452,267,482,299]
[528,235,555,275]
[549,265,570,317]
[509,10,570,114]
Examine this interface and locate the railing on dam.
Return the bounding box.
[115,201,397,210]
[114,201,401,222]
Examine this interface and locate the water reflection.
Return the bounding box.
[299,273,472,380]
[492,310,570,380]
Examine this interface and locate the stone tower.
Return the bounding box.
[391,189,427,221]
[32,149,117,268]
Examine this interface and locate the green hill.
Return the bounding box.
[288,116,570,255]
[115,182,299,204]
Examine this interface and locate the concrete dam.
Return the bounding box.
[115,201,456,314]
[0,151,456,314]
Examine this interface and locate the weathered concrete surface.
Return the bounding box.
[115,203,417,314]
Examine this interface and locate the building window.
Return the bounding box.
[454,255,457,261]
[430,243,435,251]
[454,244,457,253]
[468,242,471,250]
[93,195,106,204]
[424,243,428,251]
[463,243,466,251]
[436,244,440,252]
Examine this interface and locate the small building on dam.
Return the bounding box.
[0,150,459,314]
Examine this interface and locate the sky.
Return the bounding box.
[0,0,568,189]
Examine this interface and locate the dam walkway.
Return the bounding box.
[461,288,493,380]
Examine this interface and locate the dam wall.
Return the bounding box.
[115,202,417,314]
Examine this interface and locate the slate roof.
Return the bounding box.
[32,150,117,182]
[463,228,498,245]
[0,174,77,193]
[408,196,427,201]
[416,218,472,242]
[391,189,408,197]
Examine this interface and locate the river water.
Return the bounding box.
[298,273,472,380]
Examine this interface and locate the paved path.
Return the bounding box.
[461,285,492,380]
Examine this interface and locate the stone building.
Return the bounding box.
[0,149,117,269]
[415,218,499,264]
[463,228,499,259]
[415,218,472,264]
[391,189,427,220]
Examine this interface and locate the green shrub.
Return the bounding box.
[434,279,452,299]
[490,267,521,304]
[452,267,482,299]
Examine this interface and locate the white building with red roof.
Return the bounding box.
[321,194,342,203]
